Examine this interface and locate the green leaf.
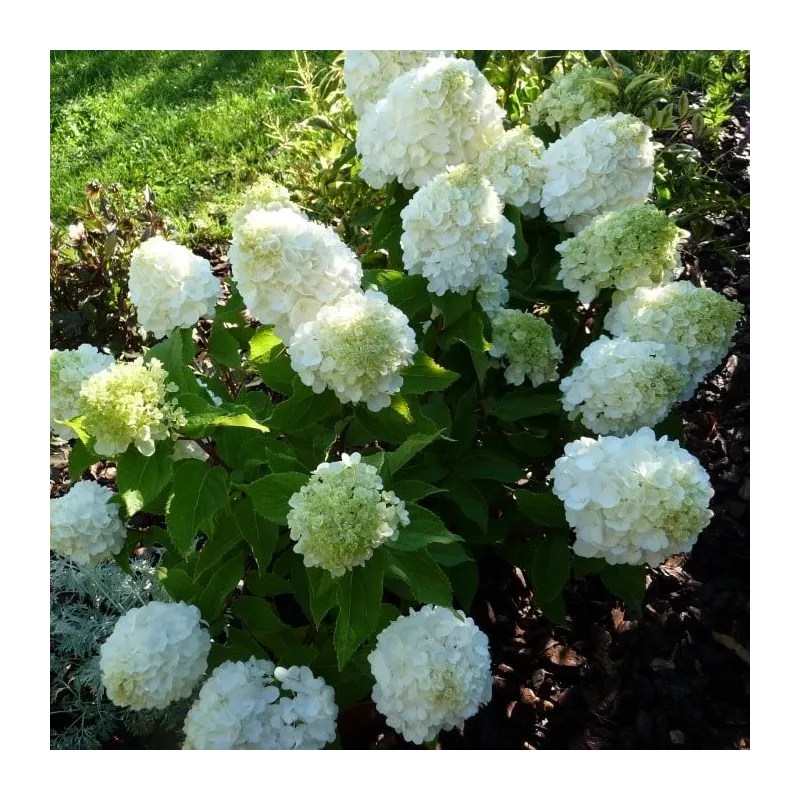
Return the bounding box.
[241,472,307,525]
[268,381,340,432]
[360,451,385,473]
[400,353,459,394]
[445,311,490,353]
[428,542,472,566]
[455,450,522,483]
[506,205,529,266]
[248,326,294,394]
[539,592,566,625]
[208,319,241,369]
[487,388,562,422]
[516,488,569,529]
[166,462,229,555]
[470,349,490,392]
[386,548,452,607]
[145,328,198,395]
[601,564,646,611]
[452,385,478,457]
[245,571,292,597]
[446,560,479,610]
[437,291,473,328]
[156,566,197,604]
[179,396,269,437]
[654,410,685,444]
[392,480,446,502]
[307,568,339,625]
[355,394,437,444]
[215,428,271,471]
[68,439,97,481]
[233,497,279,575]
[230,596,290,640]
[421,393,451,434]
[530,534,571,602]
[195,525,244,578]
[116,440,173,517]
[573,556,606,579]
[334,552,385,668]
[386,433,439,475]
[503,428,554,459]
[390,503,464,551]
[196,551,245,621]
[361,270,431,320]
[442,475,488,532]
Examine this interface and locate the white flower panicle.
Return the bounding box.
[230,176,300,231]
[540,113,655,229]
[476,125,547,216]
[477,272,510,318]
[79,357,187,457]
[357,56,505,189]
[50,480,126,565]
[549,427,713,566]
[604,282,744,401]
[343,50,453,117]
[183,658,338,750]
[100,601,210,710]
[530,65,618,134]
[555,205,687,305]
[489,309,562,387]
[560,337,685,435]
[228,207,363,342]
[287,289,417,411]
[128,236,220,340]
[368,605,492,744]
[400,164,515,296]
[50,345,114,439]
[287,452,409,577]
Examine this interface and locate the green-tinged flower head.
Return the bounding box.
[230,176,300,232]
[489,309,562,387]
[287,452,410,577]
[530,65,618,134]
[79,357,186,457]
[605,281,744,400]
[555,205,687,305]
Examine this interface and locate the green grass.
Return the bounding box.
[50,50,336,239]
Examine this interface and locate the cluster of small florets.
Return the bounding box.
[287,290,417,410]
[287,452,409,577]
[540,113,655,230]
[228,207,362,342]
[183,658,338,750]
[229,176,301,231]
[530,65,618,134]
[489,309,562,387]
[555,205,686,305]
[99,601,210,710]
[476,126,547,216]
[560,337,685,435]
[357,56,505,189]
[549,427,713,566]
[343,50,452,117]
[50,345,114,439]
[128,236,220,340]
[477,272,510,318]
[50,480,127,565]
[78,357,187,457]
[400,164,515,296]
[368,605,492,744]
[605,282,744,400]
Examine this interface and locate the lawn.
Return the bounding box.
[50,50,336,239]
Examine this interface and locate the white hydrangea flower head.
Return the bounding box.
[183,658,338,750]
[230,176,300,231]
[368,605,492,744]
[343,50,453,117]
[50,345,114,439]
[476,125,547,216]
[540,113,655,228]
[560,337,685,435]
[530,65,618,134]
[50,480,126,565]
[477,271,510,318]
[550,427,713,566]
[79,357,187,457]
[228,207,363,342]
[356,56,505,189]
[99,601,210,710]
[401,164,515,296]
[287,289,417,411]
[128,236,220,340]
[489,309,562,387]
[554,205,687,305]
[287,452,409,577]
[604,282,744,400]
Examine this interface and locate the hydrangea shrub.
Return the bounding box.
[50,50,741,749]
